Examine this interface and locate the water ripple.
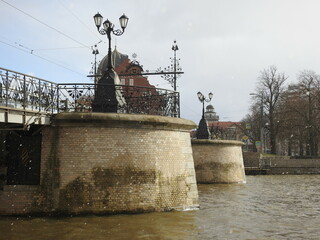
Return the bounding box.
[1,175,320,239]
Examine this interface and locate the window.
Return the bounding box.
[129,79,134,86]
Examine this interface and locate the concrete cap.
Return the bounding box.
[52,112,197,131]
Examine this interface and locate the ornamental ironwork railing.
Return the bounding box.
[57,83,180,117]
[0,67,180,117]
[0,67,58,113]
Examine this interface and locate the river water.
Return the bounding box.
[1,175,320,240]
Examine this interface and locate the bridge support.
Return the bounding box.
[39,112,199,214]
[192,139,246,184]
[0,112,199,216]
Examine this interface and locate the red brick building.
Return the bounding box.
[97,48,155,89]
[97,48,164,115]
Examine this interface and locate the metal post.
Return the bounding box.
[38,79,41,111]
[196,92,213,139]
[57,85,60,112]
[91,32,117,112]
[260,96,264,153]
[93,45,99,87]
[173,43,177,92]
[92,13,128,113]
[23,75,26,110]
[5,70,8,107]
[51,83,54,114]
[177,92,180,117]
[172,41,179,117]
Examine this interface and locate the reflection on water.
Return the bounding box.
[1,175,320,240]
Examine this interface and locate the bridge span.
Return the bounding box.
[0,67,57,130]
[0,67,180,130]
[0,66,183,210]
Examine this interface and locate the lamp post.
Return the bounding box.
[92,12,129,112]
[160,40,182,91]
[92,44,99,87]
[250,93,264,153]
[172,40,179,92]
[171,41,180,117]
[161,40,182,117]
[306,90,313,156]
[196,91,213,139]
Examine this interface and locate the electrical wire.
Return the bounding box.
[0,40,30,54]
[58,0,103,42]
[33,46,87,51]
[0,34,87,53]
[0,40,86,76]
[0,0,91,49]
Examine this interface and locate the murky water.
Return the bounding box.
[1,175,320,240]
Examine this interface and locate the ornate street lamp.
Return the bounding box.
[92,12,129,112]
[196,91,213,139]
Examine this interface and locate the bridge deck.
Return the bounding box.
[0,105,51,127]
[0,66,180,128]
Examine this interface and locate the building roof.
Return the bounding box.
[97,47,129,75]
[204,103,219,121]
[206,104,214,111]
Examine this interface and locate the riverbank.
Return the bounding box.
[243,152,320,175]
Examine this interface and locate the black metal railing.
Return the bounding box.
[57,83,180,117]
[0,67,57,113]
[0,67,180,117]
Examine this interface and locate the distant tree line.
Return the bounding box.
[243,66,320,157]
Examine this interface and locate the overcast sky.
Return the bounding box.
[1,0,320,123]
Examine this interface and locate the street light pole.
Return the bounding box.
[260,95,264,153]
[172,40,179,92]
[160,40,182,90]
[306,89,312,156]
[172,41,179,117]
[92,44,99,87]
[196,91,213,139]
[92,12,129,112]
[250,92,264,153]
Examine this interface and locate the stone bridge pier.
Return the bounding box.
[38,113,199,215]
[192,139,246,184]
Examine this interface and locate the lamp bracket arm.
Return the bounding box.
[98,29,108,35]
[112,29,124,36]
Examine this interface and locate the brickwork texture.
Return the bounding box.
[37,113,198,215]
[192,139,246,184]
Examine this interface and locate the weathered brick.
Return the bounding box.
[192,139,246,184]
[0,113,199,215]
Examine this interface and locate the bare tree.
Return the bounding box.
[255,66,288,154]
[241,108,261,152]
[278,84,308,156]
[297,70,320,156]
[276,70,320,157]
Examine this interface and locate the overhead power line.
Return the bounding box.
[0,34,87,53]
[0,0,90,49]
[0,40,85,77]
[33,46,87,51]
[0,40,30,54]
[58,0,103,42]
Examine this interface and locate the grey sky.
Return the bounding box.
[1,0,320,123]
